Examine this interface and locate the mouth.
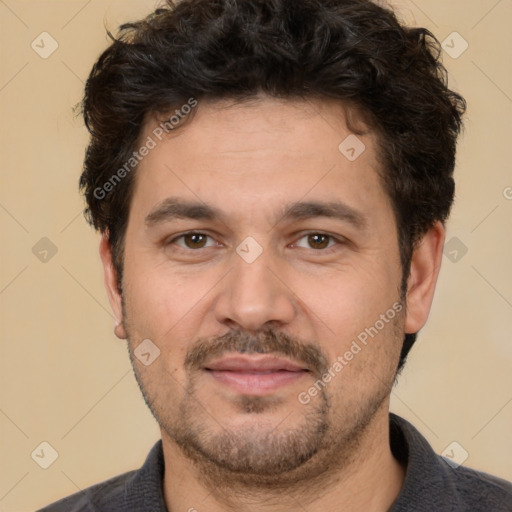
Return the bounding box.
[203,354,310,395]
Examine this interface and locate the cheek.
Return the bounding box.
[318,313,403,408]
[300,261,399,329]
[122,253,204,343]
[305,273,403,391]
[123,271,195,384]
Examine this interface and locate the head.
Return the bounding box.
[81,0,465,489]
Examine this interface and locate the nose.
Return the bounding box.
[213,245,297,332]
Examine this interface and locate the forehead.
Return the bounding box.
[127,96,393,231]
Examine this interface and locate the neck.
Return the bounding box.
[161,407,405,512]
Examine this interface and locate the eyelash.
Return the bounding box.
[165,231,345,254]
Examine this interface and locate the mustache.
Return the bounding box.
[185,328,329,377]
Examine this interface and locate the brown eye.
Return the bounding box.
[294,233,338,251]
[182,233,208,249]
[307,234,331,250]
[167,232,215,250]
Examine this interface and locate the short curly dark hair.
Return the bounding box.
[79,0,466,372]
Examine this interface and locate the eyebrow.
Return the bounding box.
[145,196,367,231]
[277,200,367,230]
[145,198,223,227]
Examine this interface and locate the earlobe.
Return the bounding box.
[404,221,446,334]
[99,234,128,340]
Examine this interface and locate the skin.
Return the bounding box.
[99,95,445,512]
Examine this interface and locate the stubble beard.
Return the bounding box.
[127,344,391,497]
[122,294,401,497]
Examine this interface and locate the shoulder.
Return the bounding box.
[36,440,166,512]
[389,413,512,512]
[36,470,136,512]
[442,462,512,511]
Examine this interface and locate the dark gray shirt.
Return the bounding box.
[38,413,512,511]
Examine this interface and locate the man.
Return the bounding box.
[39,0,512,510]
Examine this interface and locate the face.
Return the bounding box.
[100,95,440,487]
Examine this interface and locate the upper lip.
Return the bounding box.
[204,355,308,372]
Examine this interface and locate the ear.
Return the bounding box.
[404,221,446,334]
[99,234,127,339]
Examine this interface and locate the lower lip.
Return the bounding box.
[205,369,308,394]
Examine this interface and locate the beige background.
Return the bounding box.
[0,0,511,510]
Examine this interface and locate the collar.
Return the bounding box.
[122,413,496,512]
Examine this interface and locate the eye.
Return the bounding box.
[164,231,345,253]
[293,233,342,251]
[166,232,217,250]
